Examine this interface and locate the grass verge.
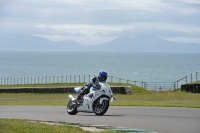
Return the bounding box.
[0,92,199,108]
[0,118,121,133]
[0,83,199,108]
[190,80,200,84]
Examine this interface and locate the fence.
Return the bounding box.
[115,80,175,91]
[174,71,200,90]
[143,82,175,91]
[0,75,92,85]
[0,75,142,86]
[0,75,176,91]
[1,71,199,91]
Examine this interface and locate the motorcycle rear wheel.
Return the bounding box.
[94,99,109,116]
[67,100,78,115]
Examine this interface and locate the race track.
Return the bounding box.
[0,106,200,133]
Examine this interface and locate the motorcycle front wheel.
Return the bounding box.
[67,100,78,115]
[94,99,109,116]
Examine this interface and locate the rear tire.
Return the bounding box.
[94,99,109,116]
[67,100,78,115]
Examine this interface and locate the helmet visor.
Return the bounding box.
[101,74,107,81]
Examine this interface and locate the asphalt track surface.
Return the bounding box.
[0,106,200,133]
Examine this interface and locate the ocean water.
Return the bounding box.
[0,50,200,83]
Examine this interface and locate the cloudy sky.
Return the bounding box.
[0,0,200,45]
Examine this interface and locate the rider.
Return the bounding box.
[73,70,108,102]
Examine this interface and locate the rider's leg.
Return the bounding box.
[73,86,89,102]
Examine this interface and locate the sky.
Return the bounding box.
[0,0,200,45]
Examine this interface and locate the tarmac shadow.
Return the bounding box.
[78,114,126,117]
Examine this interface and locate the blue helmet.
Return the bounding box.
[98,70,108,82]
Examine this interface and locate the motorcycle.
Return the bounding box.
[67,82,116,116]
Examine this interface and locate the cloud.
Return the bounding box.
[0,0,200,45]
[121,23,200,37]
[33,24,123,45]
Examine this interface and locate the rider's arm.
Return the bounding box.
[86,77,101,89]
[85,77,95,87]
[91,77,101,89]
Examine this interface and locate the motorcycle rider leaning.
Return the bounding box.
[73,70,108,102]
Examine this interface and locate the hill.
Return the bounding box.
[1,33,200,52]
[87,35,200,52]
[0,33,83,50]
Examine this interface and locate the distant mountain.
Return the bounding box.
[1,33,200,52]
[0,33,83,50]
[87,36,200,52]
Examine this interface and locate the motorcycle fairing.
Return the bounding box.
[76,85,109,112]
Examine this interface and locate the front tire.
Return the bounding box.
[94,99,109,116]
[67,100,78,115]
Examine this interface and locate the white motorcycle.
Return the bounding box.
[67,82,116,116]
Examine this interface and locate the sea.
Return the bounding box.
[0,50,200,84]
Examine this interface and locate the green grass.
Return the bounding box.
[191,80,200,84]
[0,118,121,133]
[112,92,200,108]
[0,91,199,108]
[0,83,199,108]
